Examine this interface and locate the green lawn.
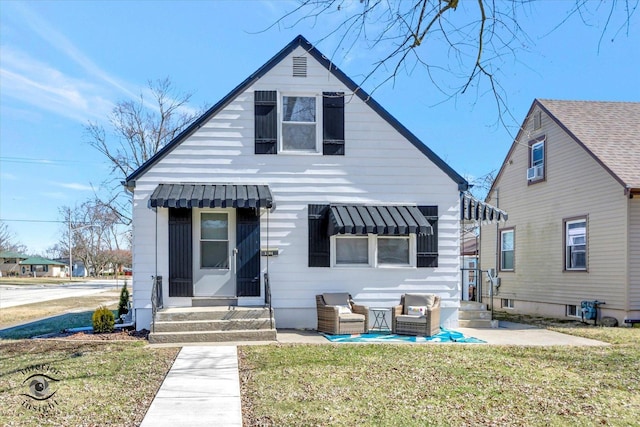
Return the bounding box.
[240,327,640,426]
[0,340,178,426]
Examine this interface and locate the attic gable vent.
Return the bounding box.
[292,56,307,77]
[533,110,542,130]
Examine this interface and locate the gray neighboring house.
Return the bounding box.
[481,99,640,324]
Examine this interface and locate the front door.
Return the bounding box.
[193,209,236,297]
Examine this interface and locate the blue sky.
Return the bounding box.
[1,0,639,255]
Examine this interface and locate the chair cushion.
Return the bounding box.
[323,293,351,306]
[403,294,436,314]
[396,314,427,324]
[407,306,427,316]
[338,313,365,323]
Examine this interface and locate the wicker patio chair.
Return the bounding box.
[316,293,369,335]
[392,294,441,336]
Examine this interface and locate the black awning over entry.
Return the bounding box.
[149,184,274,209]
[328,204,432,236]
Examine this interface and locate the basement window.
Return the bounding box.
[501,298,515,309]
[566,305,580,318]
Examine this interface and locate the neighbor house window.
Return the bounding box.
[499,228,515,271]
[566,305,580,317]
[502,298,515,309]
[565,218,587,271]
[281,95,318,152]
[528,137,545,182]
[200,212,229,269]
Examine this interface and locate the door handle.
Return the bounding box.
[232,248,238,274]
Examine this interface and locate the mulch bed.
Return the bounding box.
[36,329,150,341]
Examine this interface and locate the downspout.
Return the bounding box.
[493,188,500,317]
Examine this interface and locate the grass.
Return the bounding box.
[240,327,640,426]
[0,340,178,426]
[0,292,120,330]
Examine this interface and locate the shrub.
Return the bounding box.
[117,282,130,320]
[92,306,115,333]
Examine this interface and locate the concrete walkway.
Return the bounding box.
[140,323,609,426]
[140,346,242,427]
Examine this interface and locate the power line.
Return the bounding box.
[0,218,64,223]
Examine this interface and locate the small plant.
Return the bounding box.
[117,282,130,320]
[92,306,115,333]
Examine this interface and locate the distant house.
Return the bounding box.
[19,256,68,278]
[0,251,29,277]
[480,99,640,324]
[123,35,506,334]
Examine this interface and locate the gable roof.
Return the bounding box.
[489,99,640,199]
[20,256,66,266]
[124,35,467,191]
[537,99,640,192]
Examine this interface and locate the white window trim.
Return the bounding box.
[331,234,416,268]
[566,304,581,318]
[531,140,545,168]
[500,229,515,271]
[501,298,515,309]
[278,92,322,154]
[565,218,587,271]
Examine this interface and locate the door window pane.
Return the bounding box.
[201,213,227,240]
[378,237,409,265]
[201,213,229,269]
[336,237,368,265]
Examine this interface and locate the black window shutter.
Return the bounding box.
[255,90,277,154]
[308,204,330,267]
[417,206,438,268]
[236,208,261,297]
[168,208,193,296]
[322,92,345,155]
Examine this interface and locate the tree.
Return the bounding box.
[60,198,127,277]
[85,78,200,224]
[273,0,637,127]
[0,221,27,253]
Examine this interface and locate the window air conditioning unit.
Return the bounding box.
[527,165,543,180]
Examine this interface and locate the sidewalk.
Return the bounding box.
[141,324,609,426]
[140,346,242,427]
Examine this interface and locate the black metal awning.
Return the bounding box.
[149,184,274,209]
[461,194,507,222]
[328,204,432,236]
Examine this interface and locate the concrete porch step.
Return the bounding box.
[458,319,499,328]
[459,301,488,311]
[155,306,272,322]
[148,329,277,344]
[458,309,493,321]
[153,318,273,333]
[192,297,238,307]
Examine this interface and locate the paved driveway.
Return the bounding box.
[0,280,122,309]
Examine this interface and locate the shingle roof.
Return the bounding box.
[0,251,29,259]
[537,99,640,191]
[19,256,66,266]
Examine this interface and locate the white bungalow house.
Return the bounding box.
[124,35,502,339]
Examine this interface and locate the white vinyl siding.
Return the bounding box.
[630,198,640,309]
[131,46,462,330]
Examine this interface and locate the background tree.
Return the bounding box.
[274,0,637,128]
[85,77,200,224]
[60,198,127,276]
[0,221,27,253]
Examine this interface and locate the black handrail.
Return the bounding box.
[151,276,163,333]
[264,273,273,330]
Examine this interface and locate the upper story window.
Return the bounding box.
[281,95,319,152]
[527,137,545,182]
[255,91,345,156]
[565,218,587,271]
